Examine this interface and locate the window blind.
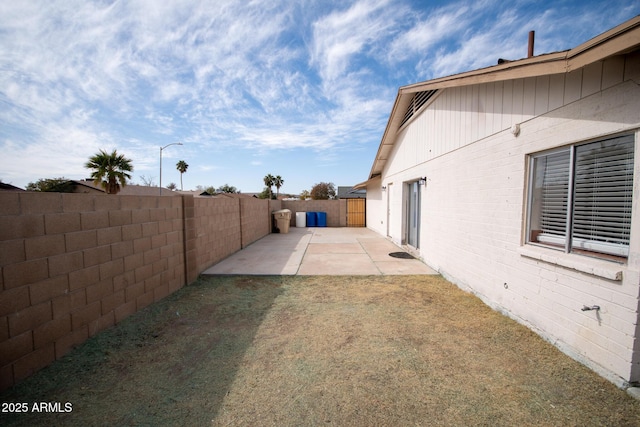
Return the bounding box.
[571,135,634,256]
[539,150,570,240]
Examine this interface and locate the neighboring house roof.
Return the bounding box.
[72,180,180,196]
[360,15,640,184]
[70,180,106,193]
[176,190,206,196]
[212,193,257,198]
[0,182,25,191]
[118,184,179,196]
[337,186,366,199]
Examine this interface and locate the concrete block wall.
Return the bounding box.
[190,197,281,274]
[0,192,186,390]
[0,192,279,391]
[240,199,279,248]
[282,200,346,227]
[192,197,242,276]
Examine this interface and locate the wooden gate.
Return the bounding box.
[347,198,366,227]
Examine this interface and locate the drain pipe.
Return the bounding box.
[528,31,535,58]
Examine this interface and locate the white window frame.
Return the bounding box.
[526,133,635,261]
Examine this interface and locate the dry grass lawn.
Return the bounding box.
[2,275,640,426]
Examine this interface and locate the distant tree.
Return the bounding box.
[217,184,239,193]
[85,149,133,194]
[167,182,177,191]
[299,189,311,200]
[273,175,284,198]
[26,177,74,192]
[204,186,216,195]
[139,175,156,187]
[263,174,275,199]
[176,160,188,190]
[257,187,271,199]
[310,182,336,200]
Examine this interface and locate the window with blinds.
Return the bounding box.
[527,134,635,259]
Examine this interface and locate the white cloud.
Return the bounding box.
[310,0,399,83]
[387,2,472,63]
[1,0,639,190]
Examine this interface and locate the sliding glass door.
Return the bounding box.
[406,181,420,248]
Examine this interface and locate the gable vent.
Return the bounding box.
[400,90,437,127]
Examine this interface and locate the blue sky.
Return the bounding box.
[1,1,639,194]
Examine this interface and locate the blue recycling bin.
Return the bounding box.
[317,211,327,227]
[306,211,317,227]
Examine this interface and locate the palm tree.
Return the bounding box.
[263,174,275,199]
[176,160,189,190]
[85,149,133,194]
[273,175,284,198]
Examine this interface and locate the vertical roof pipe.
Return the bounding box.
[528,31,535,58]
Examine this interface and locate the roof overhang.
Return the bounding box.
[366,15,640,181]
[353,175,380,190]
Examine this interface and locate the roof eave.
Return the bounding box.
[366,15,640,181]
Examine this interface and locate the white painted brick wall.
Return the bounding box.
[366,54,640,386]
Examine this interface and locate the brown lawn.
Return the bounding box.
[2,275,640,426]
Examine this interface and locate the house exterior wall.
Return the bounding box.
[384,56,631,179]
[364,178,383,232]
[368,52,640,386]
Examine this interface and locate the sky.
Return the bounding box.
[1,1,639,195]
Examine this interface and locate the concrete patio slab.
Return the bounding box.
[203,228,313,275]
[201,227,439,276]
[358,238,409,262]
[298,253,382,275]
[304,243,365,254]
[306,228,378,243]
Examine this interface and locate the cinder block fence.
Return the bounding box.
[0,192,311,390]
[281,199,347,227]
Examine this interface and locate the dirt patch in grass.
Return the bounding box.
[2,275,640,426]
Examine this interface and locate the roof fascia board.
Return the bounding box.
[400,52,568,93]
[567,22,640,70]
[567,15,640,58]
[367,89,405,178]
[353,175,380,190]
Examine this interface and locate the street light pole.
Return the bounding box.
[159,142,183,195]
